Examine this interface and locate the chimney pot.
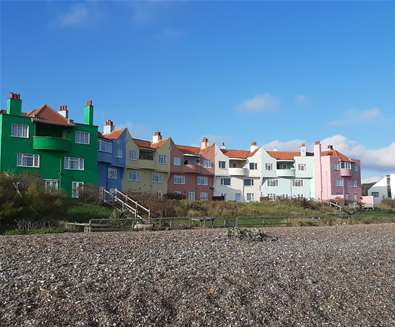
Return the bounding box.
[86,99,93,107]
[152,131,162,144]
[328,145,334,150]
[250,141,258,153]
[103,120,114,134]
[201,137,209,150]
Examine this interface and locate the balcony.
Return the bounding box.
[276,168,295,177]
[33,136,71,152]
[183,164,201,174]
[340,168,352,177]
[229,167,248,176]
[139,159,156,170]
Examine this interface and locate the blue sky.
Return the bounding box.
[1,1,395,181]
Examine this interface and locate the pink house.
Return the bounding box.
[314,141,362,203]
[168,137,215,201]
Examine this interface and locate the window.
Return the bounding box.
[72,181,84,199]
[159,154,167,165]
[235,193,241,201]
[129,150,139,161]
[200,192,208,201]
[352,180,359,188]
[99,139,112,153]
[265,163,273,171]
[11,124,29,138]
[293,179,304,187]
[139,150,154,160]
[17,153,40,168]
[197,176,208,185]
[152,173,163,184]
[219,161,226,169]
[128,170,140,182]
[246,193,254,201]
[115,145,123,158]
[267,179,278,187]
[174,157,181,166]
[298,164,306,171]
[372,192,379,198]
[336,177,344,187]
[334,162,340,171]
[220,177,231,186]
[249,162,257,170]
[75,131,90,144]
[108,167,118,180]
[202,159,212,168]
[64,157,84,170]
[341,161,351,169]
[188,191,195,202]
[244,178,254,186]
[44,179,58,192]
[174,175,185,185]
[267,193,276,200]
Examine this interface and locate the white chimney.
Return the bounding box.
[103,120,114,135]
[220,142,226,150]
[250,141,258,153]
[300,143,307,157]
[58,105,69,119]
[152,131,162,144]
[201,137,209,150]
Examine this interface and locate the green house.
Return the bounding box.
[0,93,98,197]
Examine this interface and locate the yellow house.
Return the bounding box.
[122,131,170,196]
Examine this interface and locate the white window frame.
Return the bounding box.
[202,159,212,168]
[293,179,304,187]
[244,178,254,186]
[128,170,140,182]
[108,167,118,180]
[219,161,226,169]
[249,162,257,170]
[298,164,306,171]
[44,179,59,192]
[265,163,273,171]
[336,177,344,187]
[267,179,278,187]
[64,157,84,171]
[197,176,208,186]
[174,175,186,185]
[152,173,163,184]
[220,177,231,186]
[99,139,113,153]
[75,131,90,145]
[159,154,167,165]
[129,150,139,161]
[11,123,29,138]
[246,193,254,201]
[72,181,84,199]
[352,180,359,188]
[173,157,181,166]
[187,191,195,202]
[200,192,208,201]
[16,153,40,168]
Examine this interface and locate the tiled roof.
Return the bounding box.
[176,144,214,155]
[133,138,168,149]
[322,150,352,162]
[26,105,75,127]
[102,128,125,140]
[267,151,314,160]
[221,148,259,159]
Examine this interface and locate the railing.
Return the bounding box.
[101,188,151,223]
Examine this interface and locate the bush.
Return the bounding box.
[66,203,113,222]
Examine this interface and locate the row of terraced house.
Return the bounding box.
[0,93,362,202]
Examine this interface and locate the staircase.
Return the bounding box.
[101,188,151,224]
[327,200,355,217]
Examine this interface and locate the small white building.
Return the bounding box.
[368,174,395,204]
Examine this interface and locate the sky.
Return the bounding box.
[1,1,395,182]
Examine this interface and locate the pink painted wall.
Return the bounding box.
[314,142,362,202]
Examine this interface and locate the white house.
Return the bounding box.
[368,174,395,204]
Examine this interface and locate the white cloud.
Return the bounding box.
[59,4,88,27]
[263,139,306,151]
[362,176,382,184]
[237,93,279,113]
[329,107,383,127]
[321,134,395,172]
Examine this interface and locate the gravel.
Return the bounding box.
[0,224,394,327]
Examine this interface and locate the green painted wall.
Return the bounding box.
[0,112,98,196]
